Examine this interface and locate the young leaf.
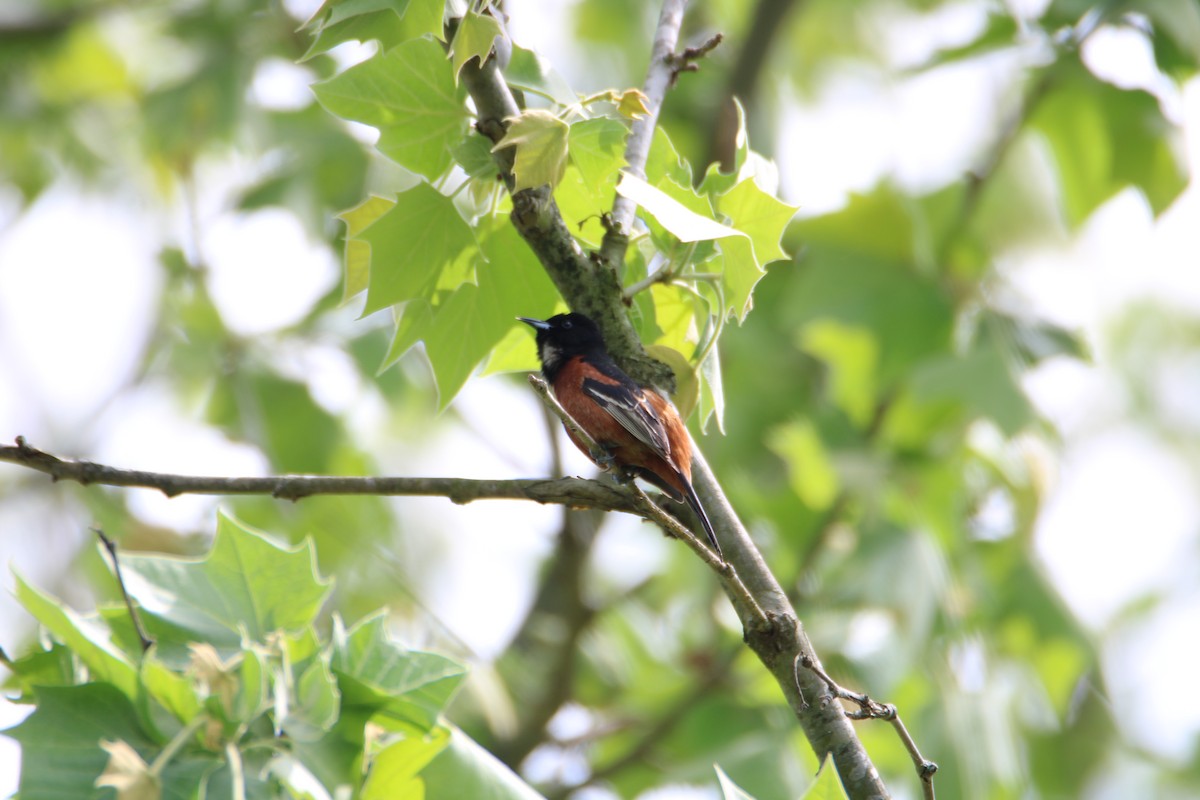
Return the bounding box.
[118,512,332,646]
[312,37,468,179]
[450,10,504,81]
[492,109,570,191]
[612,88,650,119]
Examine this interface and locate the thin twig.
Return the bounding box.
[796,655,937,800]
[93,527,154,653]
[665,32,724,87]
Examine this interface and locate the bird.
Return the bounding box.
[519,312,723,559]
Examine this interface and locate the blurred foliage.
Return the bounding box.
[1,0,1197,798]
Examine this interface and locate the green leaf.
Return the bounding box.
[492,109,570,191]
[567,117,627,197]
[783,253,954,388]
[331,614,467,730]
[1030,58,1187,224]
[1,643,75,696]
[718,176,796,266]
[4,683,151,800]
[619,173,741,242]
[452,132,499,179]
[362,726,451,799]
[384,300,435,368]
[504,45,576,105]
[118,513,332,646]
[799,320,879,427]
[715,765,757,799]
[909,343,1035,436]
[338,195,396,302]
[357,182,476,314]
[419,216,558,406]
[302,0,445,61]
[142,655,203,726]
[769,420,839,510]
[281,658,341,743]
[422,726,547,800]
[449,11,503,81]
[14,572,139,698]
[313,37,468,179]
[800,756,851,799]
[714,233,765,322]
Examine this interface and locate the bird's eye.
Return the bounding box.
[562,319,573,329]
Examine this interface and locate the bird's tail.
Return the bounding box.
[682,482,723,560]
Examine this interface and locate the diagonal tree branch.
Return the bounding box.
[454,2,894,797]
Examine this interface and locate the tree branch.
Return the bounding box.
[452,1,896,796]
[0,437,640,513]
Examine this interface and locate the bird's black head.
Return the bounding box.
[518,313,607,379]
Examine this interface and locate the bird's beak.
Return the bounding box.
[517,317,550,331]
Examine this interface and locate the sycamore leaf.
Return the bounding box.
[4,684,155,800]
[617,173,742,242]
[118,512,332,646]
[14,573,139,698]
[331,614,467,730]
[612,88,650,119]
[302,0,444,61]
[313,37,468,179]
[714,234,764,322]
[337,195,396,302]
[421,218,558,406]
[449,10,503,81]
[362,727,451,800]
[718,176,797,265]
[357,183,476,315]
[492,109,570,191]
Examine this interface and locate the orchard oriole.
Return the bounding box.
[519,313,722,558]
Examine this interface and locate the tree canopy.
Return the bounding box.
[1,0,1198,798]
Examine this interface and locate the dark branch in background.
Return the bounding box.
[707,0,803,170]
[456,2,895,797]
[0,437,641,514]
[94,527,155,653]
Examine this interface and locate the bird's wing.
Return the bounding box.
[582,377,672,461]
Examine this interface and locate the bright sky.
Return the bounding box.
[2,1,1199,797]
